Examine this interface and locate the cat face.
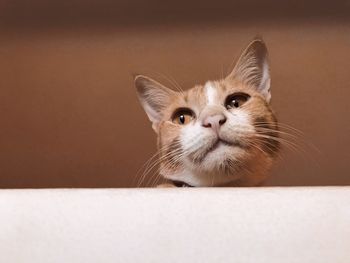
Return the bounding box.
[135,39,279,187]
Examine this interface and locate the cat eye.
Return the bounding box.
[172,108,195,125]
[225,93,250,109]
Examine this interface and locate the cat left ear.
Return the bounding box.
[227,38,271,102]
[134,75,175,131]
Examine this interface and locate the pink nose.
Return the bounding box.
[202,114,227,131]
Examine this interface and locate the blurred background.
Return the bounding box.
[0,0,349,188]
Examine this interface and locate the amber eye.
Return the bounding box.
[225,93,250,109]
[172,108,194,125]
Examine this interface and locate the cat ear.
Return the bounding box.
[227,38,271,102]
[134,75,175,127]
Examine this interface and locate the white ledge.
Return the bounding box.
[1,187,349,263]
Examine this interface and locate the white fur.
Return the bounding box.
[227,109,253,132]
[181,122,209,154]
[175,104,255,186]
[204,82,216,105]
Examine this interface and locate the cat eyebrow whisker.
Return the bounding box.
[151,71,185,95]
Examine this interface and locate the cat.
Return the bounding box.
[135,38,279,187]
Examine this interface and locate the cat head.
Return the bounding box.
[135,38,279,187]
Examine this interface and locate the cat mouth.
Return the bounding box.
[189,138,245,164]
[202,138,246,157]
[206,139,233,154]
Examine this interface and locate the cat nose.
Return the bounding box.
[202,114,227,131]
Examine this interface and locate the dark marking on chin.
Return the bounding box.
[219,158,240,174]
[189,151,206,164]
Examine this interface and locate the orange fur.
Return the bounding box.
[135,38,279,187]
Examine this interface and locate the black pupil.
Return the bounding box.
[225,93,250,109]
[179,115,185,124]
[231,99,239,108]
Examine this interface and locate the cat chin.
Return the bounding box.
[162,148,270,187]
[200,143,245,168]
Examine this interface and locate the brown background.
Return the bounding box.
[0,0,349,188]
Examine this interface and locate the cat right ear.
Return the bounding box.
[134,75,174,129]
[227,38,271,102]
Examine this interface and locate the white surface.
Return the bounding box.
[0,187,349,263]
